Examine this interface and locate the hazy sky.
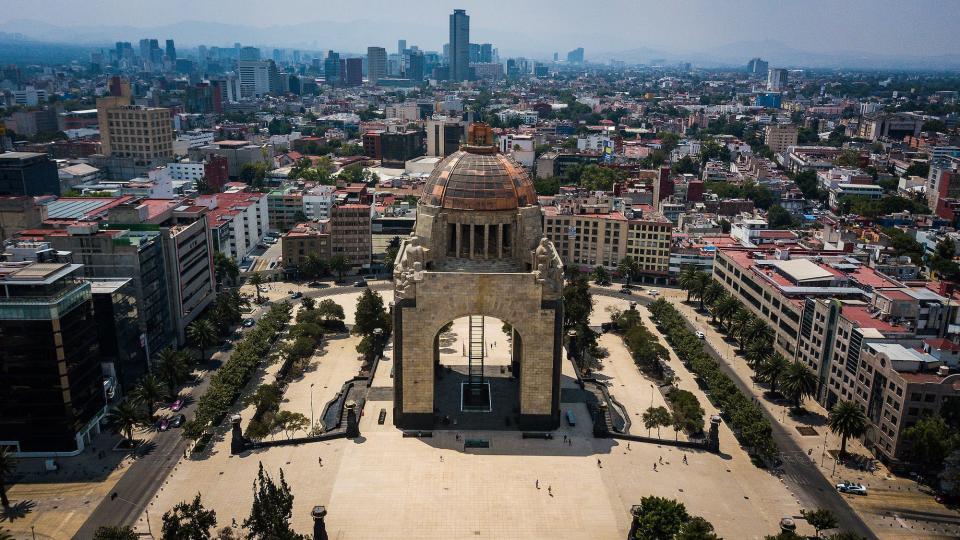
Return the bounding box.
[2,0,957,57]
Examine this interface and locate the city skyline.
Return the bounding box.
[0,0,958,69]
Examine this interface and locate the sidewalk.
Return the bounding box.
[660,287,960,538]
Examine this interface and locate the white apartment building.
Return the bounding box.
[164,160,207,182]
[238,61,271,98]
[385,103,421,123]
[14,86,47,106]
[498,134,535,167]
[303,185,335,220]
[200,191,269,260]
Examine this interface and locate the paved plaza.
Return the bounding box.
[135,291,807,539]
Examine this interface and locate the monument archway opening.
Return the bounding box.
[392,123,563,431]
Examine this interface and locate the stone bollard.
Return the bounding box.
[230,414,247,455]
[311,505,328,540]
[707,414,721,453]
[345,401,360,438]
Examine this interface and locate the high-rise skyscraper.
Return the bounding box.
[747,57,768,76]
[398,39,407,56]
[344,57,363,87]
[324,52,341,86]
[165,39,176,62]
[448,9,470,81]
[767,68,788,91]
[480,43,493,63]
[368,47,387,85]
[566,47,584,64]
[408,51,425,82]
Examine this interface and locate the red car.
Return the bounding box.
[170,398,184,412]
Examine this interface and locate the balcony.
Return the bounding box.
[0,283,91,320]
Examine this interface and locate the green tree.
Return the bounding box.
[187,319,217,361]
[803,508,838,538]
[701,281,725,311]
[162,493,218,540]
[315,299,346,322]
[678,267,709,303]
[902,414,960,472]
[248,272,264,303]
[243,463,304,540]
[730,310,755,351]
[767,205,796,229]
[132,374,168,419]
[329,255,348,281]
[642,406,672,438]
[676,516,720,540]
[213,252,240,288]
[562,270,594,331]
[618,257,639,286]
[712,295,740,329]
[154,347,190,396]
[827,400,867,457]
[757,353,790,395]
[106,400,144,445]
[92,526,138,540]
[272,411,310,440]
[0,447,15,508]
[631,496,689,540]
[592,265,612,285]
[354,288,389,337]
[244,383,283,416]
[780,362,819,409]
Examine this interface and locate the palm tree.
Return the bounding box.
[677,265,703,302]
[187,319,216,361]
[329,255,348,282]
[711,294,739,326]
[780,362,819,410]
[744,338,771,370]
[828,400,868,457]
[701,280,725,311]
[756,353,790,395]
[729,309,753,349]
[132,374,168,419]
[642,406,672,438]
[106,400,143,446]
[0,447,15,508]
[154,347,190,397]
[248,272,264,303]
[618,257,638,286]
[744,318,773,351]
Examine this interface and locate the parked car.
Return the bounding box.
[648,289,660,296]
[170,398,185,412]
[156,417,170,432]
[836,482,867,495]
[291,291,303,299]
[307,281,322,287]
[695,331,706,339]
[619,286,633,294]
[353,279,368,287]
[170,414,186,428]
[243,318,255,327]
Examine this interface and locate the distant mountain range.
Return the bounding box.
[0,19,958,71]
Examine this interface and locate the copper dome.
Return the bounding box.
[420,149,537,211]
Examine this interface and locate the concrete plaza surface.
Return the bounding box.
[136,291,805,540]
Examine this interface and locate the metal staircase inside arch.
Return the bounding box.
[468,315,485,386]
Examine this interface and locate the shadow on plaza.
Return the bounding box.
[9,432,146,486]
[0,499,36,522]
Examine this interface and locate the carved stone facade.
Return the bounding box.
[392,124,564,430]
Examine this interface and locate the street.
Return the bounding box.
[591,287,876,539]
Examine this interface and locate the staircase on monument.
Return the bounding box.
[468,315,485,386]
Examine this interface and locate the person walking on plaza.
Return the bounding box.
[536,479,540,489]
[653,463,658,472]
[682,455,688,465]
[597,458,602,468]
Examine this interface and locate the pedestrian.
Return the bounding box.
[659,456,663,464]
[548,486,552,497]
[319,457,323,466]
[563,434,567,443]
[536,479,540,489]
[682,455,688,465]
[653,463,657,472]
[627,442,631,451]
[597,458,602,468]
[440,455,444,462]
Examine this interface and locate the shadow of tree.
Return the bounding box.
[0,499,37,522]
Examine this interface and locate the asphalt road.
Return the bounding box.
[72,282,389,538]
[592,288,877,539]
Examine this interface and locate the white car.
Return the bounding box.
[836,482,867,495]
[648,289,659,296]
[695,331,705,339]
